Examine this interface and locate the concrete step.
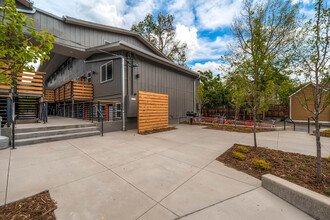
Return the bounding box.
[15,127,98,140]
[15,130,100,146]
[15,123,96,133]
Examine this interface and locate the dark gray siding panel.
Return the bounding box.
[129,55,195,119]
[27,11,154,53]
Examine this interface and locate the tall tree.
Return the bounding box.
[131,13,187,66]
[293,0,329,181]
[198,70,231,110]
[221,0,301,149]
[0,0,55,86]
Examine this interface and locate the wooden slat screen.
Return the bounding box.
[16,71,45,96]
[44,88,55,102]
[72,81,93,100]
[138,91,168,134]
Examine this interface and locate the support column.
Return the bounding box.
[72,99,74,118]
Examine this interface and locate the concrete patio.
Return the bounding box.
[1,124,329,219]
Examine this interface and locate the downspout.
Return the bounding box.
[193,76,200,113]
[121,57,126,131]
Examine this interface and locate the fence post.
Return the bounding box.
[284,116,286,131]
[308,117,310,134]
[97,102,100,122]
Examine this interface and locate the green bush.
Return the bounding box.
[301,158,310,163]
[232,128,239,131]
[244,127,251,131]
[324,189,330,196]
[254,158,271,171]
[327,167,330,170]
[232,151,246,161]
[257,127,262,130]
[299,167,309,172]
[285,175,297,181]
[323,130,330,134]
[278,151,286,155]
[327,156,330,162]
[212,123,219,128]
[237,146,249,153]
[227,124,232,127]
[283,158,293,162]
[306,156,314,159]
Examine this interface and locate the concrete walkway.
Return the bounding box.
[1,124,328,219]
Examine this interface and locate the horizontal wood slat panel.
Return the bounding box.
[0,85,11,90]
[138,91,169,134]
[17,85,43,91]
[17,90,43,95]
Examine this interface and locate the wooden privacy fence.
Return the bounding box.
[138,91,168,134]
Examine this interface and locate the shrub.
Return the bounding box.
[301,158,310,163]
[227,123,232,127]
[285,175,297,181]
[299,167,309,172]
[325,189,330,196]
[257,127,262,130]
[254,158,271,171]
[278,151,286,155]
[327,167,330,170]
[232,151,246,161]
[237,146,249,153]
[244,127,251,131]
[306,156,314,159]
[283,158,293,162]
[323,130,330,134]
[232,128,239,131]
[327,156,330,162]
[212,123,218,128]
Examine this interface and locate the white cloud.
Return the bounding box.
[175,24,231,61]
[191,61,220,74]
[194,0,242,30]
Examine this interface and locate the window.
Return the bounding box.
[116,103,121,119]
[100,61,113,83]
[87,72,92,83]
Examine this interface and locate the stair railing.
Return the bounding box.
[95,104,104,136]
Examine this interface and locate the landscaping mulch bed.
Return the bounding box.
[217,144,330,197]
[320,131,330,138]
[139,126,177,135]
[204,124,274,133]
[0,191,57,220]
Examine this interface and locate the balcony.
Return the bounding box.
[53,80,94,102]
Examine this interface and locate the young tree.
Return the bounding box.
[221,0,301,149]
[294,0,329,181]
[0,0,55,86]
[226,74,248,127]
[131,13,187,66]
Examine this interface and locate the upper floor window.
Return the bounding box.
[100,61,113,83]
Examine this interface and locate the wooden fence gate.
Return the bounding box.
[138,91,168,134]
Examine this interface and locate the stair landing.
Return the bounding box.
[15,117,100,146]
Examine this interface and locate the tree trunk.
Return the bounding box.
[253,108,257,149]
[314,117,322,181]
[235,108,238,128]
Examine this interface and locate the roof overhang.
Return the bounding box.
[86,41,205,79]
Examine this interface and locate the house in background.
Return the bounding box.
[289,83,330,123]
[7,0,203,132]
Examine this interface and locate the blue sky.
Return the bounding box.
[32,0,323,73]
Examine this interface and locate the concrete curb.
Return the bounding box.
[262,174,330,220]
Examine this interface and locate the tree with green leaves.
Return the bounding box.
[131,12,187,66]
[198,70,231,111]
[293,0,329,181]
[221,0,301,149]
[0,0,55,87]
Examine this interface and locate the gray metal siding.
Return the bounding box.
[130,55,195,119]
[27,10,154,53]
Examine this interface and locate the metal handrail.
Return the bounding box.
[287,117,296,131]
[95,105,104,136]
